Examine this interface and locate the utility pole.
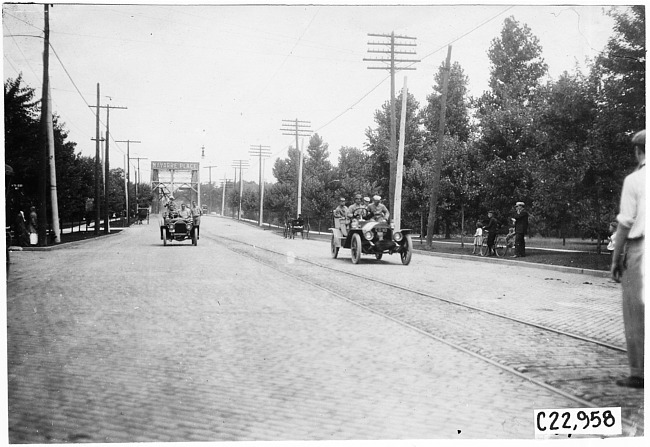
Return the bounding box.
[232,160,250,220]
[39,4,61,244]
[91,119,103,235]
[426,45,452,247]
[219,177,232,217]
[131,156,148,206]
[203,165,218,212]
[88,103,127,234]
[364,32,419,212]
[281,119,312,216]
[249,145,271,226]
[115,139,141,223]
[394,77,408,231]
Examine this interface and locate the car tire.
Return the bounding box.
[375,253,383,260]
[400,234,413,265]
[192,229,197,246]
[351,233,362,264]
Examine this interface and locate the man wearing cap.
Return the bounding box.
[347,194,368,220]
[367,195,390,222]
[611,129,645,389]
[511,202,529,257]
[333,198,349,236]
[333,198,348,219]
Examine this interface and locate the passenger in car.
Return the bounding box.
[367,195,390,222]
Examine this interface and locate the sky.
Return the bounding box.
[2,1,621,184]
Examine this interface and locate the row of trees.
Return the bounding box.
[5,8,644,244]
[262,8,645,242]
[4,75,153,229]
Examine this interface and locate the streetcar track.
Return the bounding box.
[217,232,626,354]
[205,233,642,431]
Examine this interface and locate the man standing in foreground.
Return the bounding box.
[611,129,645,389]
[511,202,528,258]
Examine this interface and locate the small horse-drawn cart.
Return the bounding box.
[137,207,149,224]
[283,216,310,239]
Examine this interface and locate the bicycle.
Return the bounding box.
[480,231,508,257]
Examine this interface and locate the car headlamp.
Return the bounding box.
[351,219,359,229]
[393,231,403,242]
[364,231,374,240]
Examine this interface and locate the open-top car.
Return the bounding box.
[160,210,197,246]
[330,208,412,265]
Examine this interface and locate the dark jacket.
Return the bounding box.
[513,210,529,234]
[484,217,498,234]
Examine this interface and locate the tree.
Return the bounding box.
[474,16,548,216]
[580,6,645,246]
[531,71,595,238]
[420,58,474,238]
[365,91,424,209]
[5,75,96,226]
[422,61,472,143]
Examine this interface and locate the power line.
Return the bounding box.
[313,6,515,136]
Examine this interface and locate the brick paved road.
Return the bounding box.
[4,217,640,441]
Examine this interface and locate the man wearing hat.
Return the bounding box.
[367,195,390,222]
[333,197,349,236]
[611,129,645,388]
[347,194,368,219]
[511,201,529,257]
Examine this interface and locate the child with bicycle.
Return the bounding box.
[472,221,484,254]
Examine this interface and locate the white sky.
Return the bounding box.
[3,1,620,184]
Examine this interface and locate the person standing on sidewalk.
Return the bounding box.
[511,202,528,257]
[611,129,645,389]
[27,206,38,245]
[483,211,498,256]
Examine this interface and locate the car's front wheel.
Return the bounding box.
[400,234,413,265]
[350,233,362,264]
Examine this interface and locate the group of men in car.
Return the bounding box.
[163,196,202,238]
[333,193,390,223]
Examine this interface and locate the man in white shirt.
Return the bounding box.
[611,129,645,389]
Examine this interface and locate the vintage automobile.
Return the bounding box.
[330,208,412,265]
[160,210,197,246]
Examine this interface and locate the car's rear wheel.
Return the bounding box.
[191,229,197,246]
[163,229,168,246]
[400,234,413,265]
[375,253,383,260]
[351,233,362,264]
[331,234,339,259]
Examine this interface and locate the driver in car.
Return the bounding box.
[367,195,390,222]
[178,203,192,219]
[346,194,368,220]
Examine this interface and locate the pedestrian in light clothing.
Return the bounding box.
[472,221,483,254]
[191,201,202,239]
[511,202,528,257]
[28,206,38,245]
[611,129,645,389]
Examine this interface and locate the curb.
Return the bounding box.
[412,247,611,278]
[8,228,125,251]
